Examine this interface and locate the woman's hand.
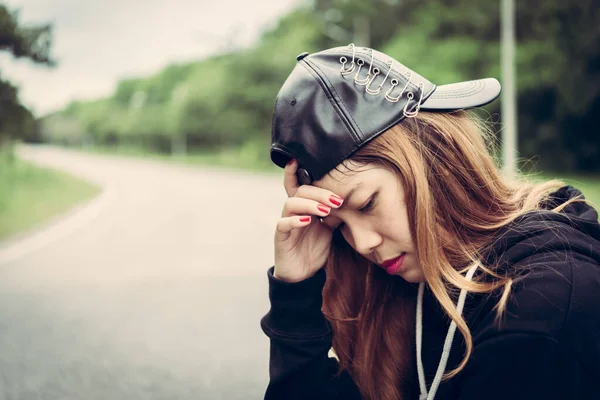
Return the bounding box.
[273,159,344,283]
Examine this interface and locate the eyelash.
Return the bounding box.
[359,197,375,212]
[336,195,376,231]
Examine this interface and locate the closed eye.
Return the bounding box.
[359,192,378,213]
[335,193,377,231]
[359,196,375,212]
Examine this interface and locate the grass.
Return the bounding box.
[561,176,600,207]
[534,173,600,209]
[0,149,101,241]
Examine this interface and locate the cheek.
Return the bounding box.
[378,208,411,242]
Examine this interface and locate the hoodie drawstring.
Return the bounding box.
[416,262,479,400]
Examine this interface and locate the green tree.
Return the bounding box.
[0,4,55,146]
[42,0,600,172]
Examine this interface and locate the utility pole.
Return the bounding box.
[128,90,147,149]
[501,0,517,177]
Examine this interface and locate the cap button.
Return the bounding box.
[296,52,309,61]
[296,168,313,185]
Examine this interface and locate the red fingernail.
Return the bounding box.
[300,216,311,222]
[287,159,295,166]
[317,205,330,213]
[330,196,342,206]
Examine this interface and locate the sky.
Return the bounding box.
[1,0,306,116]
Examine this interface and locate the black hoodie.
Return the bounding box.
[260,186,600,399]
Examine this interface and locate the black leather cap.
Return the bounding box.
[270,44,501,184]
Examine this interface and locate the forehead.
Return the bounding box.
[313,161,375,191]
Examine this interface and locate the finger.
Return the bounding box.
[282,196,332,218]
[283,158,299,197]
[295,185,344,208]
[275,215,312,236]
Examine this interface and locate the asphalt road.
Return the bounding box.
[0,145,287,400]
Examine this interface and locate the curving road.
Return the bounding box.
[0,145,287,400]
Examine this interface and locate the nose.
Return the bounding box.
[344,223,382,257]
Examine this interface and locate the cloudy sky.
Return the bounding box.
[1,0,305,116]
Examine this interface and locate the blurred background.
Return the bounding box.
[0,0,598,399]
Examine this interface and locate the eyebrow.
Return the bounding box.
[322,182,365,229]
[343,182,364,206]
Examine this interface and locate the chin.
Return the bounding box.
[388,256,425,283]
[398,268,425,283]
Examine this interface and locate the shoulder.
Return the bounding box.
[471,206,600,340]
[466,227,600,379]
[468,259,573,343]
[471,247,600,337]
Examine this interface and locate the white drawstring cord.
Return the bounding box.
[416,281,427,399]
[416,262,479,400]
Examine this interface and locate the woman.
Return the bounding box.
[260,44,600,400]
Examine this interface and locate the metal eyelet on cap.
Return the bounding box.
[385,71,412,103]
[354,59,367,85]
[403,82,425,118]
[365,67,382,95]
[340,43,356,76]
[384,79,399,102]
[336,44,425,112]
[354,49,374,86]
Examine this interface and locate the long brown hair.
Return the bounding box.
[321,110,592,400]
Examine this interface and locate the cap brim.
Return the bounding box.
[420,78,501,111]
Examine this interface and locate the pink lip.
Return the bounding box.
[381,253,406,275]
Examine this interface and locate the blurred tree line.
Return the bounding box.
[0,3,55,149]
[38,0,600,172]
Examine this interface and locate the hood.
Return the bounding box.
[484,185,600,268]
